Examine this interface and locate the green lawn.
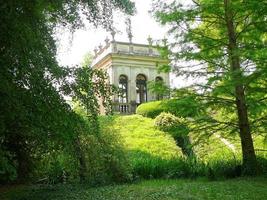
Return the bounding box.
[2,178,267,200]
[100,115,182,159]
[100,115,267,162]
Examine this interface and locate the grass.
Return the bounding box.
[1,177,267,200]
[99,115,186,179]
[99,115,267,179]
[100,115,267,162]
[105,115,182,159]
[2,115,267,199]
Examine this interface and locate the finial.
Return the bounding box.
[162,37,168,46]
[126,17,133,43]
[147,35,152,46]
[104,37,110,46]
[111,29,116,41]
[98,44,103,50]
[94,47,98,56]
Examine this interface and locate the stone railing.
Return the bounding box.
[113,101,137,114]
[92,41,161,67]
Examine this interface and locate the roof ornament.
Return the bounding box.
[107,20,116,42]
[147,35,153,46]
[147,35,153,55]
[111,29,116,42]
[104,37,110,46]
[93,47,98,56]
[126,17,133,43]
[98,43,103,51]
[162,37,168,46]
[109,24,118,52]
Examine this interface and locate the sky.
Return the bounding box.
[56,0,193,88]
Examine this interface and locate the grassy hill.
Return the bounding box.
[100,115,182,159]
[100,115,267,179]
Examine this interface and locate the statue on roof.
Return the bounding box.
[125,17,133,43]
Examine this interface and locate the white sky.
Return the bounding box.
[56,0,194,88]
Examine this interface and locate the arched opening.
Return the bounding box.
[118,75,128,103]
[136,74,147,104]
[155,76,163,82]
[155,76,164,100]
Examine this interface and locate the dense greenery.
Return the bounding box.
[152,0,267,175]
[136,96,202,119]
[99,115,185,179]
[0,0,134,183]
[155,112,195,158]
[99,115,267,180]
[1,1,267,198]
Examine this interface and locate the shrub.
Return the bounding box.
[136,97,201,119]
[154,112,189,137]
[0,149,17,183]
[31,115,132,186]
[154,113,195,158]
[136,101,164,118]
[206,159,242,180]
[131,154,206,179]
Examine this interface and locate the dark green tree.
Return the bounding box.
[0,0,134,182]
[153,0,267,175]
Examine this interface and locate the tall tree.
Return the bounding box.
[0,0,134,182]
[153,0,267,174]
[64,64,116,182]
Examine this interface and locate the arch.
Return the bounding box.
[155,76,163,82]
[118,74,128,103]
[136,74,147,104]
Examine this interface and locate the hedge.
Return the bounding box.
[136,97,201,118]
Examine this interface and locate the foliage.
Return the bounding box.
[78,115,132,185]
[99,115,184,179]
[147,79,170,99]
[136,101,164,118]
[0,150,17,183]
[136,92,203,119]
[99,115,267,180]
[154,112,189,137]
[152,0,267,174]
[0,0,134,183]
[155,112,195,158]
[32,110,132,185]
[62,65,116,139]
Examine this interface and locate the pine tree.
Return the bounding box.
[153,0,267,175]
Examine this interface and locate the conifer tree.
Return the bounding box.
[153,0,267,174]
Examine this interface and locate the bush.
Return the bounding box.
[206,160,242,180]
[29,115,132,186]
[136,97,201,119]
[0,149,17,183]
[136,101,164,118]
[154,112,189,137]
[154,112,195,158]
[82,120,132,185]
[129,151,207,179]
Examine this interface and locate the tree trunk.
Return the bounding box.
[224,0,258,175]
[175,136,196,159]
[74,137,87,182]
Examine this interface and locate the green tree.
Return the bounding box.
[65,65,115,132]
[155,112,196,158]
[148,79,170,100]
[0,0,134,182]
[153,0,267,175]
